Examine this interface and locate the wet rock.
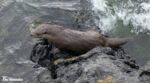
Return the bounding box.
[139,61,150,83]
[30,40,141,83]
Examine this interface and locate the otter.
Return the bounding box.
[31,24,131,54]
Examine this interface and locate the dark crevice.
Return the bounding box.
[30,39,58,79]
[139,71,150,77]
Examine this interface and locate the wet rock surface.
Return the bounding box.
[30,39,143,83]
[139,61,150,83]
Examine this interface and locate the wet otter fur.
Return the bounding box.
[31,24,131,54]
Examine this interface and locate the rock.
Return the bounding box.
[30,40,141,83]
[139,61,150,83]
[29,39,150,83]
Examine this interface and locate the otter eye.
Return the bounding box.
[43,31,47,34]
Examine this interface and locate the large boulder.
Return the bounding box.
[30,40,140,83]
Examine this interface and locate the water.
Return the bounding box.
[91,0,150,65]
[0,0,85,82]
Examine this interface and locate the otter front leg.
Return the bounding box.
[48,43,60,79]
[50,45,60,55]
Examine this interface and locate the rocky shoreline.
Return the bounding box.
[0,0,150,83]
[30,39,150,83]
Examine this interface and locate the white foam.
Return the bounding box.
[92,0,150,34]
[91,0,118,33]
[92,0,107,11]
[131,13,150,33]
[130,3,150,33]
[141,3,150,11]
[98,16,117,33]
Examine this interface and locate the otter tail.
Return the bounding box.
[105,37,132,47]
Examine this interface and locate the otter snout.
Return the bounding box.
[30,31,35,36]
[30,31,39,38]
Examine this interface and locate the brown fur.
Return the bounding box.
[31,24,130,54]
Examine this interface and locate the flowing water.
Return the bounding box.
[91,0,150,65]
[0,0,81,82]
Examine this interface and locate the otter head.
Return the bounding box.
[30,24,63,41]
[31,24,49,38]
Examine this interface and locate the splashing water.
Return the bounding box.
[91,0,150,65]
[91,0,150,34]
